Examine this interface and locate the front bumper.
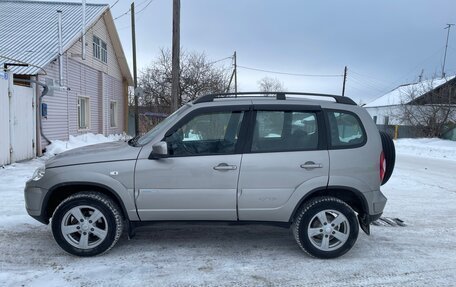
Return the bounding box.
[24,181,49,224]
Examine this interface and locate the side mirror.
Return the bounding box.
[149,141,168,159]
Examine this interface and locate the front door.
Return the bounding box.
[238,107,329,222]
[135,107,248,221]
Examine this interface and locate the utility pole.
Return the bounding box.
[171,0,180,112]
[131,2,139,136]
[233,51,237,95]
[442,23,455,78]
[342,66,347,97]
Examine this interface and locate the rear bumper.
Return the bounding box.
[364,189,387,216]
[358,189,387,235]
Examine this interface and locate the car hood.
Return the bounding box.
[46,141,141,168]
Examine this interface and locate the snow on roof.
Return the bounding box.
[364,76,456,108]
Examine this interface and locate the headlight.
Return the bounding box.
[31,167,45,181]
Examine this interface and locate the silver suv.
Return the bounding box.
[25,92,394,259]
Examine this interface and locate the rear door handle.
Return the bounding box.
[300,161,323,169]
[213,163,237,171]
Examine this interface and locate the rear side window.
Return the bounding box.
[252,111,319,152]
[327,110,366,148]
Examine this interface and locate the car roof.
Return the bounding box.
[190,92,359,110]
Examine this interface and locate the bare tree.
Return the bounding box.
[138,48,231,110]
[257,77,285,92]
[399,76,456,137]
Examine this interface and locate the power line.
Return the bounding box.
[136,0,154,15]
[207,56,232,65]
[349,73,389,93]
[237,65,343,77]
[113,0,155,21]
[114,8,131,20]
[110,0,120,9]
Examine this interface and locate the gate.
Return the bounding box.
[0,71,36,165]
[0,71,10,165]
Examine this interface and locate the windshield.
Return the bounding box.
[135,104,191,146]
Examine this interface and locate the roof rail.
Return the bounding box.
[193,92,357,105]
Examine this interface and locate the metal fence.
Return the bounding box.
[376,124,426,139]
[128,105,172,135]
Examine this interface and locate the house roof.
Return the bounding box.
[364,76,455,108]
[0,0,133,85]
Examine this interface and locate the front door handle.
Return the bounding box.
[213,163,237,171]
[300,161,323,169]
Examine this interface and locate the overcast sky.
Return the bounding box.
[104,0,456,103]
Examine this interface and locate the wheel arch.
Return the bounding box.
[42,182,131,224]
[289,186,368,223]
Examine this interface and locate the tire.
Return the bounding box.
[379,131,396,185]
[51,192,123,257]
[292,196,359,259]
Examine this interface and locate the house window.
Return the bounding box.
[384,116,389,125]
[110,101,118,128]
[78,97,90,129]
[93,35,107,63]
[373,116,377,124]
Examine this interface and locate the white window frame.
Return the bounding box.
[78,96,90,130]
[93,35,107,63]
[110,100,118,128]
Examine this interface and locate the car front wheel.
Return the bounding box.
[292,196,359,259]
[51,192,123,257]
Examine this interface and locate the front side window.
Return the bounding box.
[165,111,245,156]
[78,97,90,129]
[252,110,319,152]
[327,110,366,148]
[93,36,107,63]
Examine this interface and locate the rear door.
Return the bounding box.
[237,105,329,222]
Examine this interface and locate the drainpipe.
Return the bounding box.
[57,10,64,87]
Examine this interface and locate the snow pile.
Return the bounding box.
[45,133,129,156]
[395,138,456,161]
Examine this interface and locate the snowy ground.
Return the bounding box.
[0,137,455,286]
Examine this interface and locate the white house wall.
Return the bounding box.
[365,106,403,125]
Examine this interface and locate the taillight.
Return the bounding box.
[380,151,386,181]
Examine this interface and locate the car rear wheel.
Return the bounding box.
[292,196,359,259]
[51,192,123,257]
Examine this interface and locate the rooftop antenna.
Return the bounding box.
[418,69,424,82]
[442,24,455,78]
[57,10,64,87]
[81,0,86,60]
[56,10,68,91]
